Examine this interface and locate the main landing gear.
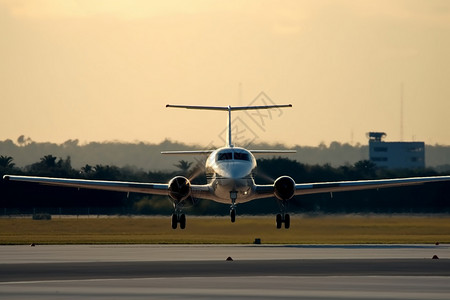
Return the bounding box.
[171,202,186,229]
[276,213,290,229]
[276,201,290,229]
[171,213,186,229]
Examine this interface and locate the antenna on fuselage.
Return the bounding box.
[166,104,293,147]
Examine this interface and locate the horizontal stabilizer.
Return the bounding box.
[166,103,293,147]
[166,104,292,111]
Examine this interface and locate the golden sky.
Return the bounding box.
[1,0,449,147]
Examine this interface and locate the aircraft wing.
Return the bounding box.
[254,175,450,199]
[161,150,213,155]
[294,176,450,196]
[249,150,297,155]
[2,175,214,199]
[3,175,169,195]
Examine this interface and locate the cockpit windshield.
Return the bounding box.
[218,151,233,160]
[217,150,251,161]
[234,152,250,161]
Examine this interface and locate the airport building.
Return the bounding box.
[367,132,425,169]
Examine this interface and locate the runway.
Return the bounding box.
[1,244,450,299]
[2,258,450,282]
[2,276,450,300]
[2,244,449,263]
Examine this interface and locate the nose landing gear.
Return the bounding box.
[230,208,236,223]
[230,191,237,223]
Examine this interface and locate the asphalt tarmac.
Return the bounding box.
[1,244,450,299]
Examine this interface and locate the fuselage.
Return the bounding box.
[205,146,257,204]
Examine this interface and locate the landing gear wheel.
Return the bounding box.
[171,214,178,229]
[276,213,290,229]
[230,209,236,223]
[276,200,290,229]
[284,214,290,229]
[171,213,187,229]
[179,214,186,229]
[229,191,237,223]
[276,214,282,229]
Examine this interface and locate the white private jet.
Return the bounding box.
[4,104,450,229]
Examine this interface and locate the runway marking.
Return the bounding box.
[2,277,450,300]
[2,274,450,285]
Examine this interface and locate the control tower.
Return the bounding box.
[367,132,386,142]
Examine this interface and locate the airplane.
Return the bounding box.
[3,104,450,229]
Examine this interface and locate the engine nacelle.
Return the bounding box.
[168,176,191,202]
[273,176,296,201]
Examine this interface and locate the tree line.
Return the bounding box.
[1,154,449,215]
[2,138,450,171]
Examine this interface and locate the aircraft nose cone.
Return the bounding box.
[219,163,252,179]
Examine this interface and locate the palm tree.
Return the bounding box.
[40,155,57,168]
[174,160,193,174]
[0,155,15,169]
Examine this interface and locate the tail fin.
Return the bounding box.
[166,104,292,147]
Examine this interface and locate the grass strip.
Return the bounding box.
[1,215,449,245]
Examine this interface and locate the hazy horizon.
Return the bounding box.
[1,1,449,147]
[4,133,450,148]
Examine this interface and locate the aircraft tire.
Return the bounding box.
[179,214,186,229]
[284,214,290,229]
[276,214,282,229]
[171,214,178,229]
[230,209,236,223]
